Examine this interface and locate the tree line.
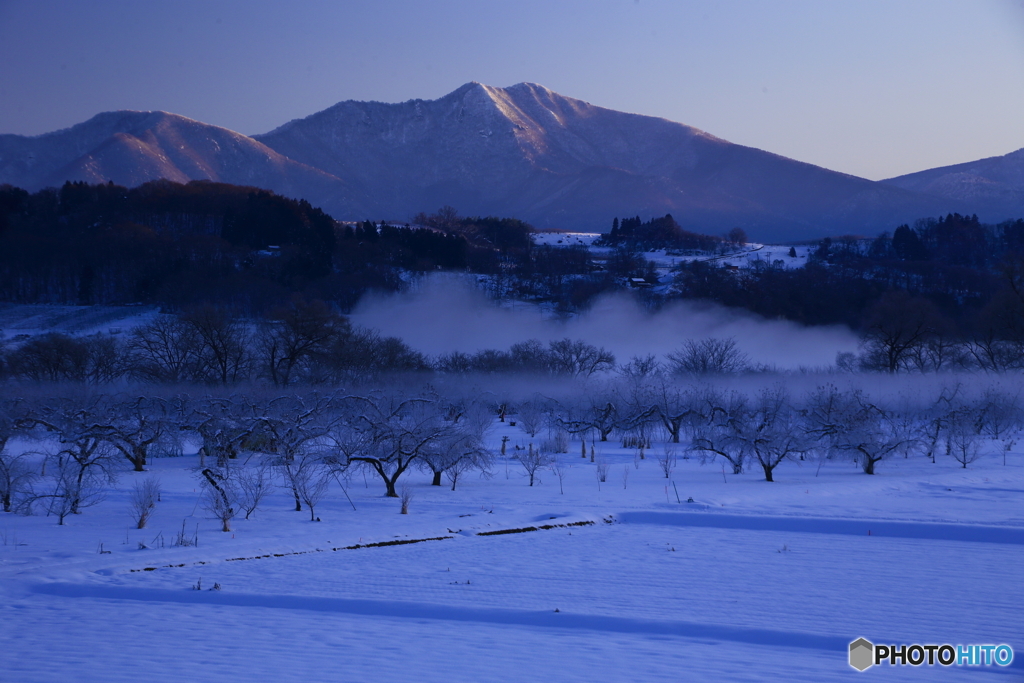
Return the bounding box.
[1,376,1015,527]
[0,183,530,314]
[598,214,728,252]
[672,216,1024,340]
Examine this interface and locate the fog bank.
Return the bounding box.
[350,275,859,370]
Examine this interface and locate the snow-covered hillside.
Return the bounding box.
[532,231,810,274]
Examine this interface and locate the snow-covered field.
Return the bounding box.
[0,304,160,340]
[2,418,1021,682]
[531,231,809,272]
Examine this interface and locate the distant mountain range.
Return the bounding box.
[1,82,1021,242]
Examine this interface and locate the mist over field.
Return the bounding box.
[350,275,860,370]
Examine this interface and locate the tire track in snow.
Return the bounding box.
[34,581,852,655]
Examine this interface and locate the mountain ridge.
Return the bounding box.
[881,147,1024,220]
[1,82,1019,241]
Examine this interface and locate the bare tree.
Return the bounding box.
[810,389,917,475]
[125,316,204,383]
[649,382,697,444]
[42,441,118,524]
[859,291,944,374]
[549,458,569,494]
[0,451,35,513]
[977,387,1022,465]
[235,459,274,519]
[617,354,662,384]
[657,445,677,479]
[557,394,619,442]
[666,338,748,376]
[419,429,489,487]
[256,299,347,386]
[547,339,616,377]
[290,457,331,521]
[101,396,169,472]
[28,398,122,520]
[516,443,552,486]
[946,408,983,468]
[399,485,414,514]
[688,388,749,474]
[0,400,34,512]
[180,306,251,385]
[331,394,457,497]
[128,476,161,529]
[190,397,254,468]
[254,394,335,510]
[200,467,236,532]
[445,454,481,491]
[736,387,808,482]
[516,400,546,438]
[5,333,126,383]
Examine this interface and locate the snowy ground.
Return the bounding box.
[0,304,161,340]
[531,231,809,274]
[1,420,1022,682]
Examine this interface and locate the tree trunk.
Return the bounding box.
[131,445,146,472]
[862,456,876,475]
[431,471,442,486]
[762,463,774,482]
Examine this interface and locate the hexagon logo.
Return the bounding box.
[849,638,874,671]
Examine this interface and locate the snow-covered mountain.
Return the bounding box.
[882,148,1024,221]
[1,82,1015,240]
[0,110,369,217]
[256,82,955,240]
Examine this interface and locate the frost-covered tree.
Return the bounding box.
[100,396,170,472]
[515,399,546,438]
[0,399,35,513]
[189,397,254,468]
[235,459,274,519]
[128,476,161,529]
[946,407,983,469]
[977,387,1022,465]
[331,393,460,497]
[688,388,749,474]
[735,387,808,482]
[26,398,122,520]
[252,394,335,511]
[516,443,552,486]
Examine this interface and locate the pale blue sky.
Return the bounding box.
[1,0,1022,179]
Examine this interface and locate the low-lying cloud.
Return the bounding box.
[350,275,859,370]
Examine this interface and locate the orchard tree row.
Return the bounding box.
[0,379,1018,527]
